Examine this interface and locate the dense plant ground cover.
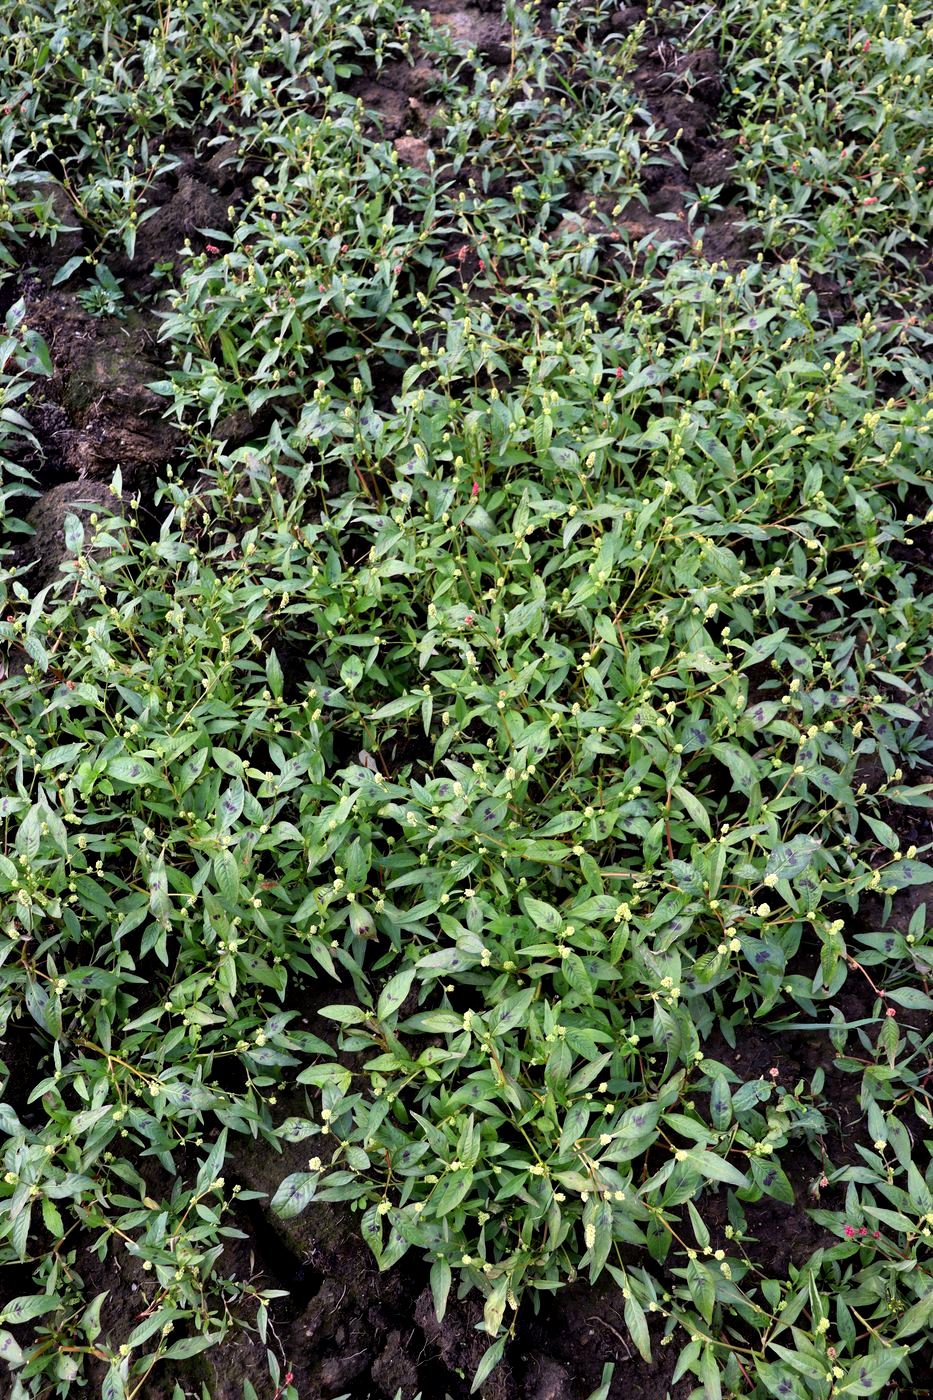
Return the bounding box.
[0,0,932,1396]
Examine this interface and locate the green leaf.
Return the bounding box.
[177,746,209,793]
[369,694,421,720]
[687,1259,716,1324]
[885,986,933,1010]
[148,851,171,924]
[271,1173,318,1219]
[377,967,416,1023]
[277,1118,316,1143]
[588,1198,613,1281]
[483,1276,509,1336]
[624,1287,651,1362]
[764,835,821,881]
[695,430,735,477]
[0,1294,61,1325]
[52,254,86,285]
[471,1336,506,1393]
[884,858,933,889]
[361,1204,383,1261]
[750,1156,794,1203]
[63,512,84,553]
[319,1004,368,1025]
[0,1330,23,1366]
[895,1291,933,1338]
[709,1076,733,1130]
[681,1149,748,1187]
[108,755,159,785]
[402,1011,464,1033]
[585,1362,616,1400]
[341,655,363,691]
[102,1361,128,1400]
[672,783,712,838]
[504,598,544,637]
[756,1360,807,1400]
[41,1197,64,1237]
[430,1258,452,1323]
[161,1332,224,1361]
[213,848,240,902]
[687,1200,710,1250]
[522,896,563,933]
[80,1292,108,1344]
[837,1348,908,1394]
[698,1343,722,1400]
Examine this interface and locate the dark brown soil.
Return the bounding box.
[91,1107,693,1400]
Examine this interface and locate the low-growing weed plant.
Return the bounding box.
[0,0,932,1396]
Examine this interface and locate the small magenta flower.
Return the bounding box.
[844,1225,856,1238]
[472,481,479,498]
[886,1006,897,1018]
